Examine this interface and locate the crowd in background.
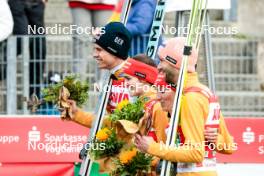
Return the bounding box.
[0,0,159,115]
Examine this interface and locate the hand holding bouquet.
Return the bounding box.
[41,74,89,120]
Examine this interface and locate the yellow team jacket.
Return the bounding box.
[140,88,168,143]
[147,72,236,176]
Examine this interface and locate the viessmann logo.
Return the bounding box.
[27,126,87,155]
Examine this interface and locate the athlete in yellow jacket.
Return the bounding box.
[122,55,168,143]
[134,37,236,176]
[68,54,169,143]
[68,54,169,175]
[63,22,132,127]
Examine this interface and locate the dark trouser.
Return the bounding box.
[8,0,46,97]
[0,41,7,81]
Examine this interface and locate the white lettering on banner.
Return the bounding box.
[28,141,84,155]
[28,126,40,142]
[259,135,264,143]
[241,126,264,156]
[0,135,19,144]
[44,133,87,143]
[243,127,255,144]
[258,135,264,155]
[27,126,87,155]
[258,146,264,155]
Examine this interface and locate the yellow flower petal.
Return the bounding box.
[96,128,111,141]
[117,100,129,110]
[119,148,137,164]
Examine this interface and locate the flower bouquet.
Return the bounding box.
[90,127,124,159]
[111,147,153,176]
[41,74,89,119]
[89,127,124,173]
[108,98,153,140]
[109,99,145,124]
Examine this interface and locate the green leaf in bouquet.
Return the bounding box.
[90,128,124,160]
[112,148,153,176]
[109,99,145,124]
[41,74,89,107]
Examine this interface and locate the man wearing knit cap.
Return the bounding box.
[66,22,133,127]
[135,37,236,176]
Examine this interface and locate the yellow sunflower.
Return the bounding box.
[119,148,137,164]
[117,99,129,110]
[96,128,111,141]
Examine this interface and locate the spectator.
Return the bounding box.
[110,0,158,58]
[68,0,117,78]
[0,0,14,42]
[0,0,13,81]
[8,0,47,97]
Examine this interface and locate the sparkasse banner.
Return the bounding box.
[0,117,89,162]
[1,117,264,163]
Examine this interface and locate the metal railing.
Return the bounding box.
[212,38,264,116]
[0,41,7,113]
[0,35,100,115]
[0,35,263,117]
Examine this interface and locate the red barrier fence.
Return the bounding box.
[217,118,264,163]
[0,116,89,163]
[0,116,263,175]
